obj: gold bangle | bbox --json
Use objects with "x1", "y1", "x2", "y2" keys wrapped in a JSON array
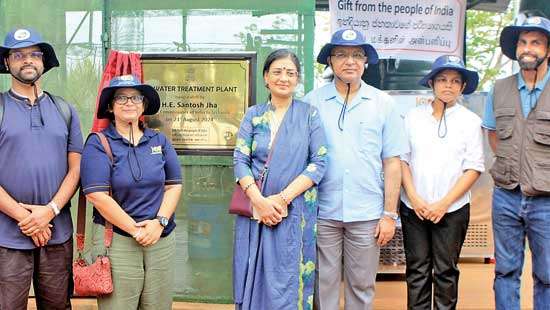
[{"x1": 279, "y1": 191, "x2": 291, "y2": 205}]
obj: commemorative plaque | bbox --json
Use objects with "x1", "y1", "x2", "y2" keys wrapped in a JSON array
[{"x1": 141, "y1": 53, "x2": 256, "y2": 154}]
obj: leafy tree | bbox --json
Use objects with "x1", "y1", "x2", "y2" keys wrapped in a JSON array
[{"x1": 466, "y1": 0, "x2": 517, "y2": 90}]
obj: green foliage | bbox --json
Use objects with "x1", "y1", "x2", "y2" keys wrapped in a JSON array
[
  {"x1": 64, "y1": 58, "x2": 101, "y2": 134},
  {"x1": 466, "y1": 0, "x2": 517, "y2": 90}
]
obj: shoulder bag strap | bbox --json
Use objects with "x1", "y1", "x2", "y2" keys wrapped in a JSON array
[
  {"x1": 258, "y1": 117, "x2": 283, "y2": 189},
  {"x1": 75, "y1": 132, "x2": 114, "y2": 253},
  {"x1": 96, "y1": 132, "x2": 114, "y2": 248},
  {"x1": 0, "y1": 93, "x2": 4, "y2": 129},
  {"x1": 43, "y1": 91, "x2": 72, "y2": 131}
]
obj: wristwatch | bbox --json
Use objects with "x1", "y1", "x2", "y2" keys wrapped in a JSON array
[
  {"x1": 383, "y1": 211, "x2": 399, "y2": 221},
  {"x1": 156, "y1": 216, "x2": 169, "y2": 228},
  {"x1": 47, "y1": 201, "x2": 60, "y2": 216}
]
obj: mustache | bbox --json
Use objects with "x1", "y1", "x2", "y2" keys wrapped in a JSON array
[
  {"x1": 519, "y1": 52, "x2": 538, "y2": 59},
  {"x1": 19, "y1": 65, "x2": 37, "y2": 71}
]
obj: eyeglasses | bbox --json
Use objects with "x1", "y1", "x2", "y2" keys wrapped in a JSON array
[
  {"x1": 9, "y1": 51, "x2": 43, "y2": 61},
  {"x1": 113, "y1": 95, "x2": 144, "y2": 105},
  {"x1": 269, "y1": 68, "x2": 298, "y2": 78},
  {"x1": 330, "y1": 52, "x2": 367, "y2": 62},
  {"x1": 434, "y1": 76, "x2": 463, "y2": 86}
]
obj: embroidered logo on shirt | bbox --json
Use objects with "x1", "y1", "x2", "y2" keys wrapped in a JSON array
[{"x1": 151, "y1": 145, "x2": 162, "y2": 155}]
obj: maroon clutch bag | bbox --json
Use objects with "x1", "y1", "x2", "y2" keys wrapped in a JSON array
[
  {"x1": 231, "y1": 123, "x2": 280, "y2": 218},
  {"x1": 228, "y1": 180, "x2": 261, "y2": 218}
]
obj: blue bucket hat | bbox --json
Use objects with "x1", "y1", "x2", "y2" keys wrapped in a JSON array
[
  {"x1": 317, "y1": 29, "x2": 379, "y2": 65},
  {"x1": 419, "y1": 55, "x2": 479, "y2": 95},
  {"x1": 97, "y1": 75, "x2": 161, "y2": 119},
  {"x1": 0, "y1": 27, "x2": 59, "y2": 74},
  {"x1": 500, "y1": 15, "x2": 550, "y2": 60}
]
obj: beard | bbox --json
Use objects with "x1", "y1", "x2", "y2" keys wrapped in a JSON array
[
  {"x1": 518, "y1": 53, "x2": 546, "y2": 70},
  {"x1": 13, "y1": 65, "x2": 42, "y2": 83}
]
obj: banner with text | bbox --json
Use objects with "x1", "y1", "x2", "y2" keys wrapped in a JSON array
[{"x1": 329, "y1": 0, "x2": 466, "y2": 61}]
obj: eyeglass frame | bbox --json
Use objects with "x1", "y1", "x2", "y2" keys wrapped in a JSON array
[
  {"x1": 113, "y1": 95, "x2": 145, "y2": 105},
  {"x1": 268, "y1": 67, "x2": 299, "y2": 78},
  {"x1": 330, "y1": 52, "x2": 367, "y2": 62},
  {"x1": 8, "y1": 51, "x2": 44, "y2": 61}
]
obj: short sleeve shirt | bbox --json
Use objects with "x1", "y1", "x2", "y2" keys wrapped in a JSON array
[
  {"x1": 400, "y1": 103, "x2": 485, "y2": 213},
  {"x1": 0, "y1": 90, "x2": 83, "y2": 249},
  {"x1": 81, "y1": 124, "x2": 182, "y2": 237},
  {"x1": 482, "y1": 70, "x2": 550, "y2": 130}
]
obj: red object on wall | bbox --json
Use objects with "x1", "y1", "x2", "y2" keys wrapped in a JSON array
[{"x1": 91, "y1": 50, "x2": 142, "y2": 133}]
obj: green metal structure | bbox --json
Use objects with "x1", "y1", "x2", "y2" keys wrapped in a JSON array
[
  {"x1": 0, "y1": 0, "x2": 315, "y2": 303},
  {"x1": 1, "y1": 0, "x2": 542, "y2": 303}
]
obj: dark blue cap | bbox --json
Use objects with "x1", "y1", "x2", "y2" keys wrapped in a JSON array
[
  {"x1": 419, "y1": 55, "x2": 479, "y2": 95},
  {"x1": 0, "y1": 28, "x2": 59, "y2": 74},
  {"x1": 317, "y1": 29, "x2": 379, "y2": 65},
  {"x1": 97, "y1": 75, "x2": 161, "y2": 119},
  {"x1": 500, "y1": 15, "x2": 550, "y2": 60}
]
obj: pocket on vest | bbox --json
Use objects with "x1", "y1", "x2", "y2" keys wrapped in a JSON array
[
  {"x1": 533, "y1": 111, "x2": 550, "y2": 146},
  {"x1": 495, "y1": 108, "x2": 515, "y2": 140},
  {"x1": 490, "y1": 156, "x2": 512, "y2": 186},
  {"x1": 533, "y1": 161, "x2": 550, "y2": 192}
]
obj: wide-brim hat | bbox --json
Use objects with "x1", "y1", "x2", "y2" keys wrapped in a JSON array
[
  {"x1": 97, "y1": 75, "x2": 160, "y2": 119},
  {"x1": 419, "y1": 55, "x2": 479, "y2": 95},
  {"x1": 500, "y1": 15, "x2": 550, "y2": 60},
  {"x1": 317, "y1": 29, "x2": 379, "y2": 65},
  {"x1": 0, "y1": 28, "x2": 59, "y2": 74}
]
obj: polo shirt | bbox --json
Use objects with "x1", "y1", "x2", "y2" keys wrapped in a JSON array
[
  {"x1": 400, "y1": 103, "x2": 485, "y2": 213},
  {"x1": 0, "y1": 90, "x2": 83, "y2": 250},
  {"x1": 81, "y1": 124, "x2": 182, "y2": 237},
  {"x1": 303, "y1": 81, "x2": 409, "y2": 222},
  {"x1": 482, "y1": 69, "x2": 550, "y2": 129}
]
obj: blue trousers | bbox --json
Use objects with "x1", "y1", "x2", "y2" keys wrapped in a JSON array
[{"x1": 492, "y1": 187, "x2": 550, "y2": 310}]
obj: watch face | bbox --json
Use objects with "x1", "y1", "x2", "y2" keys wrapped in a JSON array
[{"x1": 158, "y1": 216, "x2": 169, "y2": 227}]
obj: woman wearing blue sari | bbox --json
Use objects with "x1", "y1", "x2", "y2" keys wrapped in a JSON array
[{"x1": 233, "y1": 49, "x2": 328, "y2": 310}]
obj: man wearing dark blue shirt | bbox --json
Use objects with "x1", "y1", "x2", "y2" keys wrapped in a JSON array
[{"x1": 0, "y1": 27, "x2": 83, "y2": 309}]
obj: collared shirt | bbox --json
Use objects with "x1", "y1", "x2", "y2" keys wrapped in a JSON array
[
  {"x1": 303, "y1": 81, "x2": 408, "y2": 222},
  {"x1": 482, "y1": 69, "x2": 550, "y2": 129},
  {"x1": 81, "y1": 124, "x2": 182, "y2": 237},
  {"x1": 401, "y1": 103, "x2": 485, "y2": 213},
  {"x1": 0, "y1": 90, "x2": 83, "y2": 250}
]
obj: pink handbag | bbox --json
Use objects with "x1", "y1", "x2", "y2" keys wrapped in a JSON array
[{"x1": 72, "y1": 132, "x2": 114, "y2": 296}]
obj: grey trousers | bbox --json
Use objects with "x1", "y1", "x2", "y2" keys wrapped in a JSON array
[
  {"x1": 91, "y1": 223, "x2": 176, "y2": 310},
  {"x1": 315, "y1": 219, "x2": 380, "y2": 310}
]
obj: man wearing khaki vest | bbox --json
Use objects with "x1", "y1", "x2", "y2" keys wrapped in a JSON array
[{"x1": 482, "y1": 14, "x2": 550, "y2": 310}]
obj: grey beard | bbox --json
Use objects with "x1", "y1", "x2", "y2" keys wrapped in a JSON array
[{"x1": 518, "y1": 55, "x2": 546, "y2": 70}]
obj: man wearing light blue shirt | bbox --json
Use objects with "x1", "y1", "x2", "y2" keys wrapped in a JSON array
[
  {"x1": 303, "y1": 29, "x2": 408, "y2": 310},
  {"x1": 482, "y1": 14, "x2": 550, "y2": 310},
  {"x1": 482, "y1": 63, "x2": 550, "y2": 131}
]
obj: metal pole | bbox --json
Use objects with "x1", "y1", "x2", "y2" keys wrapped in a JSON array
[
  {"x1": 303, "y1": 12, "x2": 315, "y2": 93},
  {"x1": 102, "y1": 0, "x2": 111, "y2": 67}
]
